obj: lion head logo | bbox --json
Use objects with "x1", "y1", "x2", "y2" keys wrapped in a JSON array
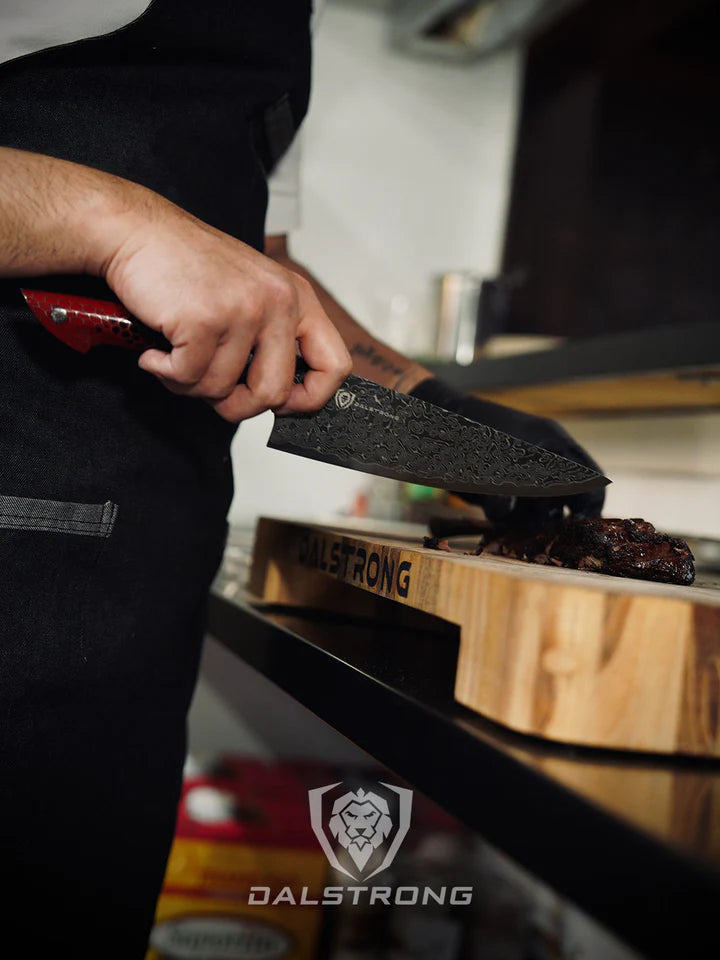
[
  {"x1": 334, "y1": 389, "x2": 355, "y2": 411},
  {"x1": 328, "y1": 788, "x2": 393, "y2": 872},
  {"x1": 308, "y1": 781, "x2": 413, "y2": 880}
]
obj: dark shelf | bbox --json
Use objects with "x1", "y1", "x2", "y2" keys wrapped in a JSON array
[
  {"x1": 428, "y1": 321, "x2": 720, "y2": 392},
  {"x1": 208, "y1": 592, "x2": 720, "y2": 960}
]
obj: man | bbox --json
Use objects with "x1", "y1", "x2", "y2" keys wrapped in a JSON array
[{"x1": 0, "y1": 1, "x2": 602, "y2": 955}]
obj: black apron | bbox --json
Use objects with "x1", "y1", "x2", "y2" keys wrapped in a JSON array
[{"x1": 0, "y1": 2, "x2": 310, "y2": 955}]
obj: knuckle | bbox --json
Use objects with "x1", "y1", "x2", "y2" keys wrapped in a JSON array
[
  {"x1": 242, "y1": 305, "x2": 264, "y2": 330},
  {"x1": 211, "y1": 394, "x2": 247, "y2": 424},
  {"x1": 267, "y1": 275, "x2": 298, "y2": 313},
  {"x1": 271, "y1": 384, "x2": 293, "y2": 409},
  {"x1": 222, "y1": 409, "x2": 245, "y2": 424},
  {"x1": 201, "y1": 384, "x2": 234, "y2": 402},
  {"x1": 215, "y1": 406, "x2": 243, "y2": 424},
  {"x1": 232, "y1": 281, "x2": 264, "y2": 320},
  {"x1": 187, "y1": 311, "x2": 223, "y2": 339},
  {"x1": 291, "y1": 272, "x2": 313, "y2": 296},
  {"x1": 249, "y1": 385, "x2": 273, "y2": 409},
  {"x1": 170, "y1": 370, "x2": 204, "y2": 388},
  {"x1": 254, "y1": 385, "x2": 288, "y2": 410}
]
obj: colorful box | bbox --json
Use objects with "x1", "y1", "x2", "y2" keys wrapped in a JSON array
[{"x1": 146, "y1": 758, "x2": 333, "y2": 960}]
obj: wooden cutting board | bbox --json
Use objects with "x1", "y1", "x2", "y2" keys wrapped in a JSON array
[{"x1": 249, "y1": 517, "x2": 720, "y2": 757}]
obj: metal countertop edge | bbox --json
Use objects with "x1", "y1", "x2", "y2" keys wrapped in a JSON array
[{"x1": 207, "y1": 593, "x2": 720, "y2": 960}]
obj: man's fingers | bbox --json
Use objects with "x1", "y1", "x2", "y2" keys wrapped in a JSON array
[
  {"x1": 183, "y1": 336, "x2": 255, "y2": 401},
  {"x1": 133, "y1": 267, "x2": 350, "y2": 421},
  {"x1": 274, "y1": 279, "x2": 351, "y2": 415},
  {"x1": 138, "y1": 334, "x2": 216, "y2": 389},
  {"x1": 137, "y1": 348, "x2": 173, "y2": 380},
  {"x1": 210, "y1": 329, "x2": 297, "y2": 422}
]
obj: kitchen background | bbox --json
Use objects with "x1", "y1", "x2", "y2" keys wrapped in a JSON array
[
  {"x1": 191, "y1": 0, "x2": 719, "y2": 758},
  {"x1": 226, "y1": 0, "x2": 720, "y2": 538},
  {"x1": 179, "y1": 2, "x2": 717, "y2": 957}
]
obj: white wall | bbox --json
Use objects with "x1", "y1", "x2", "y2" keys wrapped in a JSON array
[
  {"x1": 564, "y1": 413, "x2": 720, "y2": 539},
  {"x1": 228, "y1": 2, "x2": 521, "y2": 527},
  {"x1": 290, "y1": 4, "x2": 520, "y2": 353}
]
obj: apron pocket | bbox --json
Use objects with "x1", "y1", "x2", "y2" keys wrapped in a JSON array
[
  {"x1": 0, "y1": 495, "x2": 119, "y2": 699},
  {"x1": 0, "y1": 495, "x2": 117, "y2": 537}
]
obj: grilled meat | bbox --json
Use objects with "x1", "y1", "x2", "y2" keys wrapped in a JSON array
[{"x1": 427, "y1": 517, "x2": 695, "y2": 585}]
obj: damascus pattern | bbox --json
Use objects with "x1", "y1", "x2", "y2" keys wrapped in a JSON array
[{"x1": 268, "y1": 375, "x2": 609, "y2": 497}]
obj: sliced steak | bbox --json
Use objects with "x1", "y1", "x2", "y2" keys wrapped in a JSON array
[{"x1": 427, "y1": 517, "x2": 695, "y2": 585}]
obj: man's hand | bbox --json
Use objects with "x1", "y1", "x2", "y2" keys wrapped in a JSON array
[
  {"x1": 0, "y1": 148, "x2": 351, "y2": 421},
  {"x1": 104, "y1": 209, "x2": 351, "y2": 422}
]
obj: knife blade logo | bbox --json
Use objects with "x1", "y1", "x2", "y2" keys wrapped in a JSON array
[{"x1": 335, "y1": 389, "x2": 356, "y2": 411}]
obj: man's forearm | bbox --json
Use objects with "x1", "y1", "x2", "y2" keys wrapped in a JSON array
[
  {"x1": 0, "y1": 147, "x2": 146, "y2": 278},
  {"x1": 265, "y1": 234, "x2": 432, "y2": 393},
  {"x1": 0, "y1": 153, "x2": 351, "y2": 421}
]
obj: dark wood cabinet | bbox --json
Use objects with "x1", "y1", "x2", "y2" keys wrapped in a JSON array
[{"x1": 501, "y1": 0, "x2": 720, "y2": 337}]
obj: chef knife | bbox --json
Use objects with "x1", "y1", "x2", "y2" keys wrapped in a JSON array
[{"x1": 21, "y1": 289, "x2": 610, "y2": 498}]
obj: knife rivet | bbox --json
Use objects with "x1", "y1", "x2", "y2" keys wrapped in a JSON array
[{"x1": 50, "y1": 307, "x2": 68, "y2": 325}]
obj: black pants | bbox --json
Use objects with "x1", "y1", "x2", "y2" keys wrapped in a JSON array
[{"x1": 0, "y1": 282, "x2": 235, "y2": 955}]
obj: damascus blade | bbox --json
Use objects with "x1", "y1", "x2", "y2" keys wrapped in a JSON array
[{"x1": 267, "y1": 374, "x2": 610, "y2": 497}]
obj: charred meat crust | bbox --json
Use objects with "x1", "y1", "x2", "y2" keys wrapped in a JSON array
[
  {"x1": 426, "y1": 517, "x2": 695, "y2": 585},
  {"x1": 423, "y1": 535, "x2": 451, "y2": 552}
]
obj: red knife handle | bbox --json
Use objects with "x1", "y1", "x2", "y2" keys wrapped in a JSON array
[
  {"x1": 21, "y1": 289, "x2": 309, "y2": 385},
  {"x1": 21, "y1": 289, "x2": 170, "y2": 354}
]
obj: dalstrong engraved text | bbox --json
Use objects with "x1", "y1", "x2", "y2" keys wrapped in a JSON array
[
  {"x1": 297, "y1": 533, "x2": 412, "y2": 598},
  {"x1": 332, "y1": 387, "x2": 400, "y2": 422}
]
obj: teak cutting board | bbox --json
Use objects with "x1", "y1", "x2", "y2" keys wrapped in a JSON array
[{"x1": 249, "y1": 517, "x2": 720, "y2": 757}]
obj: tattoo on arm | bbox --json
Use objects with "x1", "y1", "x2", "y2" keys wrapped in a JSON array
[{"x1": 349, "y1": 343, "x2": 405, "y2": 377}]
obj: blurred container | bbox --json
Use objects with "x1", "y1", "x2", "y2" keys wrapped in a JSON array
[
  {"x1": 146, "y1": 757, "x2": 333, "y2": 960},
  {"x1": 434, "y1": 270, "x2": 528, "y2": 364},
  {"x1": 434, "y1": 272, "x2": 484, "y2": 366}
]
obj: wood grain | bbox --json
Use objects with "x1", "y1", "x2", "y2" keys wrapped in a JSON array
[
  {"x1": 473, "y1": 368, "x2": 720, "y2": 417},
  {"x1": 251, "y1": 517, "x2": 720, "y2": 757}
]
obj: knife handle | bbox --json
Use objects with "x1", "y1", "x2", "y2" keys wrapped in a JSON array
[
  {"x1": 22, "y1": 289, "x2": 309, "y2": 383},
  {"x1": 21, "y1": 289, "x2": 169, "y2": 354}
]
